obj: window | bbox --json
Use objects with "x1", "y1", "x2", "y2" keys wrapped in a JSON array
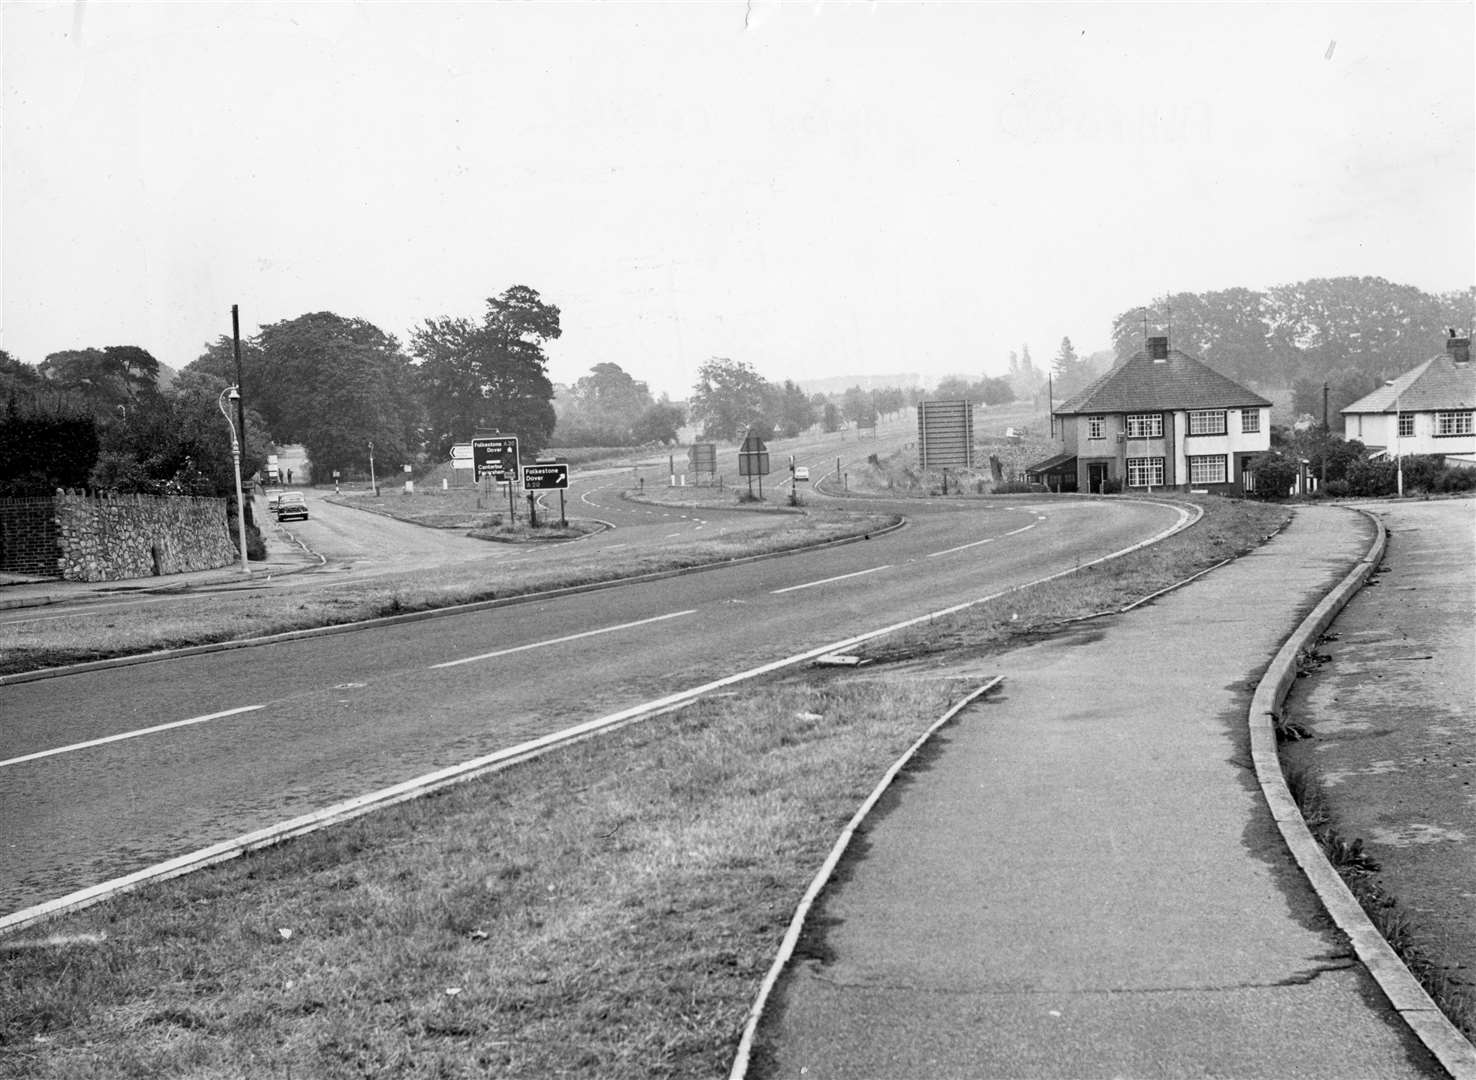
[
  {"x1": 1398, "y1": 412, "x2": 1415, "y2": 438},
  {"x1": 1189, "y1": 455, "x2": 1227, "y2": 484},
  {"x1": 1087, "y1": 415, "x2": 1106, "y2": 439},
  {"x1": 1125, "y1": 414, "x2": 1162, "y2": 439},
  {"x1": 1241, "y1": 408, "x2": 1260, "y2": 434},
  {"x1": 1126, "y1": 457, "x2": 1164, "y2": 488},
  {"x1": 1436, "y1": 411, "x2": 1473, "y2": 436},
  {"x1": 1188, "y1": 410, "x2": 1227, "y2": 436}
]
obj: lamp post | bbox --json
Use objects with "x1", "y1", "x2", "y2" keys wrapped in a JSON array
[
  {"x1": 368, "y1": 440, "x2": 377, "y2": 495},
  {"x1": 218, "y1": 385, "x2": 251, "y2": 574},
  {"x1": 1385, "y1": 379, "x2": 1404, "y2": 498}
]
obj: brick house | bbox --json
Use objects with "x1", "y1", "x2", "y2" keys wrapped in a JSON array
[
  {"x1": 1029, "y1": 336, "x2": 1271, "y2": 494},
  {"x1": 1340, "y1": 334, "x2": 1475, "y2": 467}
]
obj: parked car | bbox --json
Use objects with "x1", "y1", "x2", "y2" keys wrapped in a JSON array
[
  {"x1": 275, "y1": 493, "x2": 309, "y2": 521},
  {"x1": 266, "y1": 493, "x2": 283, "y2": 513},
  {"x1": 793, "y1": 466, "x2": 811, "y2": 482}
]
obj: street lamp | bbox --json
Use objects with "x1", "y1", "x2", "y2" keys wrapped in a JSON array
[
  {"x1": 218, "y1": 385, "x2": 251, "y2": 573},
  {"x1": 1384, "y1": 379, "x2": 1404, "y2": 498}
]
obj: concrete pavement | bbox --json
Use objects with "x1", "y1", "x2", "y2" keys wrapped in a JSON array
[{"x1": 753, "y1": 504, "x2": 1457, "y2": 1079}]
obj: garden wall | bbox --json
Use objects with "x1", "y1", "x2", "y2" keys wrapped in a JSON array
[{"x1": 0, "y1": 492, "x2": 238, "y2": 581}]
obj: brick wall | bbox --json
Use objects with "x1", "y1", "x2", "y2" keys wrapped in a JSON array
[{"x1": 0, "y1": 497, "x2": 62, "y2": 577}]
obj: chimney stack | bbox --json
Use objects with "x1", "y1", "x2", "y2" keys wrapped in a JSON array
[
  {"x1": 1446, "y1": 330, "x2": 1471, "y2": 364},
  {"x1": 1147, "y1": 336, "x2": 1169, "y2": 362}
]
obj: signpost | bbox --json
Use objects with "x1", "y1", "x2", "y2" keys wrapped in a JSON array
[
  {"x1": 522, "y1": 461, "x2": 569, "y2": 527},
  {"x1": 688, "y1": 442, "x2": 717, "y2": 485},
  {"x1": 737, "y1": 430, "x2": 770, "y2": 498},
  {"x1": 472, "y1": 435, "x2": 519, "y2": 521}
]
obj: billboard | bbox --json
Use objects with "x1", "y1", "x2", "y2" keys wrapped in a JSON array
[{"x1": 917, "y1": 400, "x2": 975, "y2": 468}]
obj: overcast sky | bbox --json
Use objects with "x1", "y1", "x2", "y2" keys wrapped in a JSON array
[{"x1": 4, "y1": 1, "x2": 1472, "y2": 398}]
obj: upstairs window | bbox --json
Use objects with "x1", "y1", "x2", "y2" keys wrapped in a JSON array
[
  {"x1": 1241, "y1": 408, "x2": 1261, "y2": 434},
  {"x1": 1436, "y1": 411, "x2": 1472, "y2": 436},
  {"x1": 1125, "y1": 413, "x2": 1162, "y2": 439},
  {"x1": 1188, "y1": 410, "x2": 1227, "y2": 436},
  {"x1": 1087, "y1": 415, "x2": 1106, "y2": 439}
]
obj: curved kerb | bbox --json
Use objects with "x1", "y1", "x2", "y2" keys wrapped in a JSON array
[
  {"x1": 727, "y1": 677, "x2": 1005, "y2": 1080},
  {"x1": 1248, "y1": 506, "x2": 1476, "y2": 1079}
]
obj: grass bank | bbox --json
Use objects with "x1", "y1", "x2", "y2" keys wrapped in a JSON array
[
  {"x1": 0, "y1": 510, "x2": 896, "y2": 678},
  {"x1": 0, "y1": 496, "x2": 1291, "y2": 1078}
]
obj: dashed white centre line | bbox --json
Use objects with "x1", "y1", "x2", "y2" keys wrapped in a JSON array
[
  {"x1": 771, "y1": 565, "x2": 892, "y2": 594},
  {"x1": 928, "y1": 520, "x2": 1038, "y2": 558},
  {"x1": 430, "y1": 610, "x2": 697, "y2": 669},
  {"x1": 0, "y1": 705, "x2": 267, "y2": 769}
]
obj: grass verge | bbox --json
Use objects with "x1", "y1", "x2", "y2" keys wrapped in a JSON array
[
  {"x1": 0, "y1": 495, "x2": 1294, "y2": 1078},
  {"x1": 0, "y1": 510, "x2": 895, "y2": 678}
]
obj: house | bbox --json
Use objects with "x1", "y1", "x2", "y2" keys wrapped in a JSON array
[
  {"x1": 1028, "y1": 336, "x2": 1271, "y2": 494},
  {"x1": 1340, "y1": 334, "x2": 1475, "y2": 467}
]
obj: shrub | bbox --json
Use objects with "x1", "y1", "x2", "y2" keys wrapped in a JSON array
[{"x1": 1440, "y1": 466, "x2": 1476, "y2": 493}]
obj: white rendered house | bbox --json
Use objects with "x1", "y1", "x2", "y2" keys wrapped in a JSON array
[{"x1": 1342, "y1": 335, "x2": 1475, "y2": 468}]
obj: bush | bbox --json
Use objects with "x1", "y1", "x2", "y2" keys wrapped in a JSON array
[
  {"x1": 1250, "y1": 455, "x2": 1300, "y2": 499},
  {"x1": 1440, "y1": 466, "x2": 1476, "y2": 493}
]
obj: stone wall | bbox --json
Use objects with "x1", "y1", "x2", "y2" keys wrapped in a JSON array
[
  {"x1": 48, "y1": 492, "x2": 240, "y2": 582},
  {"x1": 0, "y1": 497, "x2": 62, "y2": 577}
]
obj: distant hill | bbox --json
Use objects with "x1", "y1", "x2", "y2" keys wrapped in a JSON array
[{"x1": 797, "y1": 373, "x2": 923, "y2": 395}]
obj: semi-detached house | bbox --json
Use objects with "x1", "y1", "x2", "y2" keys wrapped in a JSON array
[
  {"x1": 1340, "y1": 334, "x2": 1475, "y2": 467},
  {"x1": 1030, "y1": 336, "x2": 1271, "y2": 495}
]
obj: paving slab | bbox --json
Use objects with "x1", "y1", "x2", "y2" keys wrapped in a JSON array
[{"x1": 755, "y1": 505, "x2": 1445, "y2": 1079}]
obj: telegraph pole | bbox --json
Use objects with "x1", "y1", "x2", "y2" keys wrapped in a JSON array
[{"x1": 232, "y1": 305, "x2": 252, "y2": 524}]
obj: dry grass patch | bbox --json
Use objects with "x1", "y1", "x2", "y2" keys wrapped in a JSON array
[{"x1": 0, "y1": 678, "x2": 964, "y2": 1079}]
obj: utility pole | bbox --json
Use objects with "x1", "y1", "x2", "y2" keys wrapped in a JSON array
[
  {"x1": 232, "y1": 305, "x2": 251, "y2": 523},
  {"x1": 1321, "y1": 382, "x2": 1329, "y2": 489}
]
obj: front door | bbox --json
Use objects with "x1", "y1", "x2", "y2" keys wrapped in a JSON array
[{"x1": 1088, "y1": 462, "x2": 1107, "y2": 494}]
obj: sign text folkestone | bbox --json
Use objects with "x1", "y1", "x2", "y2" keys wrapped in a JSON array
[
  {"x1": 521, "y1": 462, "x2": 569, "y2": 490},
  {"x1": 471, "y1": 436, "x2": 519, "y2": 483}
]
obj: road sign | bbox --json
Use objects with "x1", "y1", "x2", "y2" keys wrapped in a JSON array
[
  {"x1": 688, "y1": 443, "x2": 717, "y2": 473},
  {"x1": 450, "y1": 443, "x2": 473, "y2": 460},
  {"x1": 917, "y1": 400, "x2": 975, "y2": 469},
  {"x1": 522, "y1": 462, "x2": 569, "y2": 490},
  {"x1": 737, "y1": 431, "x2": 770, "y2": 477},
  {"x1": 471, "y1": 436, "x2": 519, "y2": 482}
]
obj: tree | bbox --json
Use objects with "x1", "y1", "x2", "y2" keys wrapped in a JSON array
[
  {"x1": 245, "y1": 312, "x2": 423, "y2": 478},
  {"x1": 1052, "y1": 337, "x2": 1087, "y2": 397},
  {"x1": 413, "y1": 285, "x2": 561, "y2": 456},
  {"x1": 554, "y1": 362, "x2": 654, "y2": 445},
  {"x1": 821, "y1": 401, "x2": 842, "y2": 433},
  {"x1": 0, "y1": 350, "x2": 44, "y2": 404},
  {"x1": 631, "y1": 401, "x2": 685, "y2": 445},
  {"x1": 37, "y1": 345, "x2": 166, "y2": 417},
  {"x1": 978, "y1": 375, "x2": 1015, "y2": 405},
  {"x1": 774, "y1": 380, "x2": 816, "y2": 438},
  {"x1": 689, "y1": 357, "x2": 770, "y2": 441}
]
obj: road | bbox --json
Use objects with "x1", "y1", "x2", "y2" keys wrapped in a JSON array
[{"x1": 0, "y1": 494, "x2": 1180, "y2": 916}]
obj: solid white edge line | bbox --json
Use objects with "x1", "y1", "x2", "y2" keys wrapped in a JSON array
[
  {"x1": 429, "y1": 610, "x2": 697, "y2": 669},
  {"x1": 770, "y1": 565, "x2": 892, "y2": 595},
  {"x1": 0, "y1": 499, "x2": 1195, "y2": 938},
  {"x1": 728, "y1": 677, "x2": 1005, "y2": 1080},
  {"x1": 0, "y1": 706, "x2": 266, "y2": 769}
]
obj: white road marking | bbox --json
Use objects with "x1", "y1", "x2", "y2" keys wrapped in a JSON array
[
  {"x1": 429, "y1": 609, "x2": 698, "y2": 669},
  {"x1": 0, "y1": 705, "x2": 266, "y2": 769},
  {"x1": 770, "y1": 565, "x2": 893, "y2": 594},
  {"x1": 927, "y1": 520, "x2": 1038, "y2": 558}
]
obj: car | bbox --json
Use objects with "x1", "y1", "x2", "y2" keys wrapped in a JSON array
[
  {"x1": 275, "y1": 493, "x2": 309, "y2": 521},
  {"x1": 266, "y1": 492, "x2": 283, "y2": 513},
  {"x1": 793, "y1": 466, "x2": 811, "y2": 482}
]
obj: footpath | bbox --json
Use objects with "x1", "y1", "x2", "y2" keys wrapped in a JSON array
[{"x1": 754, "y1": 505, "x2": 1459, "y2": 1079}]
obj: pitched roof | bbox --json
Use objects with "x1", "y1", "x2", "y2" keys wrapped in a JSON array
[
  {"x1": 1055, "y1": 348, "x2": 1269, "y2": 415},
  {"x1": 1341, "y1": 352, "x2": 1476, "y2": 414}
]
